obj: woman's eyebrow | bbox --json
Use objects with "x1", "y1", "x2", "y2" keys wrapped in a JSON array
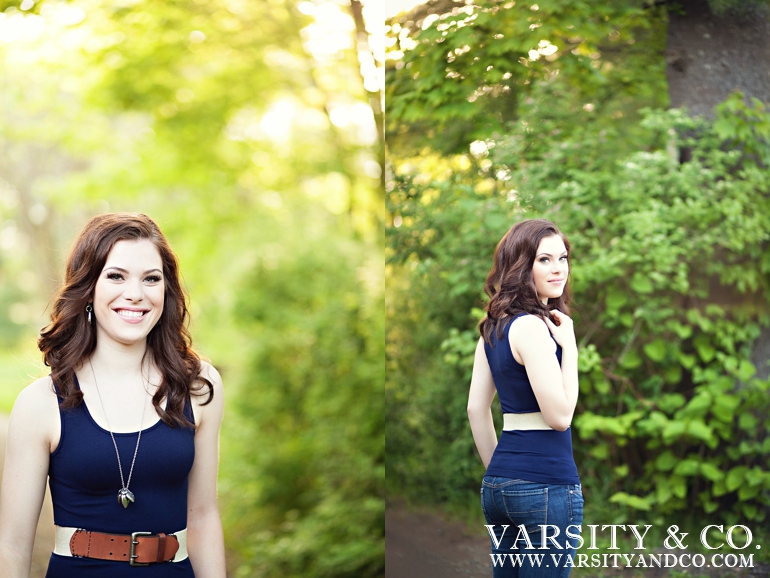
[
  {"x1": 536, "y1": 251, "x2": 569, "y2": 258},
  {"x1": 102, "y1": 266, "x2": 163, "y2": 275}
]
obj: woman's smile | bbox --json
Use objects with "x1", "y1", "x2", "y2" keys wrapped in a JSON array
[{"x1": 113, "y1": 307, "x2": 150, "y2": 322}]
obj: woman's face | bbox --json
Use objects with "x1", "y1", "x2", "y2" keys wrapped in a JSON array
[
  {"x1": 531, "y1": 234, "x2": 569, "y2": 305},
  {"x1": 91, "y1": 239, "x2": 165, "y2": 348}
]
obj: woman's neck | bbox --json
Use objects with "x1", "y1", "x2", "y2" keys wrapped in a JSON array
[{"x1": 88, "y1": 340, "x2": 150, "y2": 376}]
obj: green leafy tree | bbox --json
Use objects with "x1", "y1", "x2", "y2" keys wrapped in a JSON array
[
  {"x1": 387, "y1": 0, "x2": 666, "y2": 155},
  {"x1": 386, "y1": 0, "x2": 770, "y2": 552},
  {"x1": 0, "y1": 0, "x2": 384, "y2": 575},
  {"x1": 226, "y1": 227, "x2": 384, "y2": 578}
]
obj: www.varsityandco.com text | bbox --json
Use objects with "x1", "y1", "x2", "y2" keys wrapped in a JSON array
[{"x1": 484, "y1": 524, "x2": 761, "y2": 570}]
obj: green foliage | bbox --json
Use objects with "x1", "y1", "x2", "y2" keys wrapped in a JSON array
[
  {"x1": 225, "y1": 228, "x2": 384, "y2": 578},
  {"x1": 387, "y1": 0, "x2": 770, "y2": 543},
  {"x1": 387, "y1": 88, "x2": 770, "y2": 547},
  {"x1": 386, "y1": 0, "x2": 667, "y2": 154},
  {"x1": 386, "y1": 167, "x2": 510, "y2": 501},
  {"x1": 387, "y1": 0, "x2": 770, "y2": 562},
  {"x1": 0, "y1": 0, "x2": 383, "y2": 575}
]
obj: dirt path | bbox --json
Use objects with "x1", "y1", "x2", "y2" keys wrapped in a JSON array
[
  {"x1": 0, "y1": 413, "x2": 54, "y2": 578},
  {"x1": 386, "y1": 499, "x2": 490, "y2": 578}
]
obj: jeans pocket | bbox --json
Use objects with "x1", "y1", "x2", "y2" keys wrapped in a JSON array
[{"x1": 501, "y1": 486, "x2": 548, "y2": 531}]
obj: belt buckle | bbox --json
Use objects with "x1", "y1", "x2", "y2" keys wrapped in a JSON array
[{"x1": 130, "y1": 531, "x2": 153, "y2": 567}]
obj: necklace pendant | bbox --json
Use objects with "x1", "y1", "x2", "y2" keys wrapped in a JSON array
[{"x1": 118, "y1": 488, "x2": 135, "y2": 508}]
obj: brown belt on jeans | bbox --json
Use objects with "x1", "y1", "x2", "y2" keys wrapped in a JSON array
[{"x1": 58, "y1": 527, "x2": 182, "y2": 566}]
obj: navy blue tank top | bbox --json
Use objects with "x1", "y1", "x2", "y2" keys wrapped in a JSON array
[
  {"x1": 484, "y1": 313, "x2": 579, "y2": 485},
  {"x1": 46, "y1": 377, "x2": 196, "y2": 577}
]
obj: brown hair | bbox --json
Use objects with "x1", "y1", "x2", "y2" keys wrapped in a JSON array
[
  {"x1": 38, "y1": 213, "x2": 212, "y2": 427},
  {"x1": 479, "y1": 218, "x2": 572, "y2": 345}
]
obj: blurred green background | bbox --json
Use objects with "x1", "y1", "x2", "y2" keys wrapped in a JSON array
[
  {"x1": 386, "y1": 0, "x2": 770, "y2": 569},
  {"x1": 0, "y1": 0, "x2": 383, "y2": 576}
]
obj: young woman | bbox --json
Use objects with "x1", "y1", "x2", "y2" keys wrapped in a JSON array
[
  {"x1": 0, "y1": 213, "x2": 226, "y2": 577},
  {"x1": 467, "y1": 219, "x2": 582, "y2": 578}
]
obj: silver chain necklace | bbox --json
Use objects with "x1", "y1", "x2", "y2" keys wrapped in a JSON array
[{"x1": 88, "y1": 360, "x2": 148, "y2": 509}]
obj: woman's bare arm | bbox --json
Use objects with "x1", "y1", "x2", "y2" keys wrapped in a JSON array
[
  {"x1": 186, "y1": 362, "x2": 226, "y2": 578},
  {"x1": 467, "y1": 338, "x2": 498, "y2": 468},
  {"x1": 510, "y1": 312, "x2": 578, "y2": 431},
  {"x1": 0, "y1": 378, "x2": 58, "y2": 578}
]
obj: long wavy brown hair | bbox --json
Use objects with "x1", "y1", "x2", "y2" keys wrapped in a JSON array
[
  {"x1": 38, "y1": 213, "x2": 212, "y2": 427},
  {"x1": 479, "y1": 219, "x2": 572, "y2": 345}
]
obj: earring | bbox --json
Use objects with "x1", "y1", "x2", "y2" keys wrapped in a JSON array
[{"x1": 86, "y1": 304, "x2": 93, "y2": 324}]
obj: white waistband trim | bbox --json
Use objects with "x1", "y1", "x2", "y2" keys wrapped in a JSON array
[
  {"x1": 503, "y1": 412, "x2": 553, "y2": 431},
  {"x1": 53, "y1": 525, "x2": 188, "y2": 562}
]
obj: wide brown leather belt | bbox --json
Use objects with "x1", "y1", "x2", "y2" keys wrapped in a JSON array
[{"x1": 55, "y1": 526, "x2": 184, "y2": 566}]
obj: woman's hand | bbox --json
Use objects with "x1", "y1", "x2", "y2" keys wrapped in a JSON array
[{"x1": 544, "y1": 309, "x2": 577, "y2": 351}]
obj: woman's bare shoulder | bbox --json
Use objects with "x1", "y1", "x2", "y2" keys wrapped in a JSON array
[
  {"x1": 193, "y1": 360, "x2": 224, "y2": 407},
  {"x1": 14, "y1": 375, "x2": 57, "y2": 408},
  {"x1": 198, "y1": 361, "x2": 223, "y2": 389},
  {"x1": 509, "y1": 313, "x2": 555, "y2": 355},
  {"x1": 191, "y1": 361, "x2": 224, "y2": 430},
  {"x1": 8, "y1": 375, "x2": 59, "y2": 445},
  {"x1": 510, "y1": 313, "x2": 549, "y2": 334}
]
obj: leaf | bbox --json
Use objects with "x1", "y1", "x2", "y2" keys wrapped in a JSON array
[
  {"x1": 655, "y1": 451, "x2": 677, "y2": 472},
  {"x1": 745, "y1": 467, "x2": 765, "y2": 487},
  {"x1": 704, "y1": 304, "x2": 725, "y2": 317},
  {"x1": 590, "y1": 444, "x2": 609, "y2": 459},
  {"x1": 725, "y1": 466, "x2": 748, "y2": 492},
  {"x1": 738, "y1": 484, "x2": 760, "y2": 501},
  {"x1": 686, "y1": 419, "x2": 715, "y2": 444},
  {"x1": 738, "y1": 412, "x2": 758, "y2": 431},
  {"x1": 610, "y1": 491, "x2": 652, "y2": 511},
  {"x1": 712, "y1": 394, "x2": 739, "y2": 420},
  {"x1": 606, "y1": 286, "x2": 628, "y2": 311},
  {"x1": 667, "y1": 320, "x2": 693, "y2": 340},
  {"x1": 656, "y1": 482, "x2": 672, "y2": 504},
  {"x1": 680, "y1": 392, "x2": 711, "y2": 418},
  {"x1": 713, "y1": 117, "x2": 736, "y2": 139},
  {"x1": 742, "y1": 503, "x2": 758, "y2": 520},
  {"x1": 736, "y1": 359, "x2": 755, "y2": 381},
  {"x1": 699, "y1": 463, "x2": 723, "y2": 482},
  {"x1": 643, "y1": 339, "x2": 666, "y2": 362},
  {"x1": 619, "y1": 349, "x2": 642, "y2": 369},
  {"x1": 595, "y1": 379, "x2": 611, "y2": 394},
  {"x1": 630, "y1": 272, "x2": 653, "y2": 294},
  {"x1": 676, "y1": 351, "x2": 696, "y2": 370},
  {"x1": 693, "y1": 334, "x2": 716, "y2": 363},
  {"x1": 712, "y1": 479, "x2": 728, "y2": 497},
  {"x1": 662, "y1": 421, "x2": 686, "y2": 444},
  {"x1": 657, "y1": 394, "x2": 686, "y2": 412},
  {"x1": 664, "y1": 364, "x2": 682, "y2": 384},
  {"x1": 673, "y1": 459, "x2": 699, "y2": 476},
  {"x1": 670, "y1": 475, "x2": 687, "y2": 499}
]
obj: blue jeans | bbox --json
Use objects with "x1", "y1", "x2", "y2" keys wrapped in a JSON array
[{"x1": 481, "y1": 476, "x2": 583, "y2": 578}]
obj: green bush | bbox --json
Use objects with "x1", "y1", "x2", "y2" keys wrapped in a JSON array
[
  {"x1": 386, "y1": 94, "x2": 770, "y2": 550},
  {"x1": 225, "y1": 231, "x2": 384, "y2": 578}
]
